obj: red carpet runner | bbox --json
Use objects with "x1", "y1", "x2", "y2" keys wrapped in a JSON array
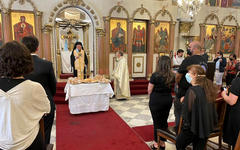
[{"x1": 56, "y1": 104, "x2": 150, "y2": 150}]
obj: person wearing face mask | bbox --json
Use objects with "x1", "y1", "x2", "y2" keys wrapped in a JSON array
[
  {"x1": 176, "y1": 65, "x2": 218, "y2": 150},
  {"x1": 70, "y1": 42, "x2": 88, "y2": 79},
  {"x1": 175, "y1": 41, "x2": 207, "y2": 131},
  {"x1": 214, "y1": 51, "x2": 226, "y2": 91},
  {"x1": 224, "y1": 53, "x2": 237, "y2": 86}
]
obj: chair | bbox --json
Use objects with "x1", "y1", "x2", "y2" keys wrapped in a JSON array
[
  {"x1": 207, "y1": 97, "x2": 227, "y2": 150},
  {"x1": 156, "y1": 97, "x2": 226, "y2": 150},
  {"x1": 156, "y1": 117, "x2": 183, "y2": 150},
  {"x1": 40, "y1": 118, "x2": 54, "y2": 150},
  {"x1": 234, "y1": 131, "x2": 240, "y2": 150}
]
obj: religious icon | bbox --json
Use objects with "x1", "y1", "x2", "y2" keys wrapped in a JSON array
[
  {"x1": 204, "y1": 25, "x2": 217, "y2": 53},
  {"x1": 132, "y1": 21, "x2": 146, "y2": 53},
  {"x1": 206, "y1": 0, "x2": 218, "y2": 6},
  {"x1": 220, "y1": 26, "x2": 236, "y2": 54},
  {"x1": 221, "y1": 0, "x2": 228, "y2": 7},
  {"x1": 232, "y1": 0, "x2": 240, "y2": 7},
  {"x1": 11, "y1": 12, "x2": 35, "y2": 42},
  {"x1": 206, "y1": 0, "x2": 233, "y2": 7},
  {"x1": 110, "y1": 19, "x2": 127, "y2": 52},
  {"x1": 154, "y1": 22, "x2": 169, "y2": 53}
]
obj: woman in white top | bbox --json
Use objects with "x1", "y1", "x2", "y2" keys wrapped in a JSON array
[{"x1": 0, "y1": 41, "x2": 50, "y2": 150}]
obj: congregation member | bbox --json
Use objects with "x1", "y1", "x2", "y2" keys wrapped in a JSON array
[
  {"x1": 221, "y1": 68, "x2": 240, "y2": 149},
  {"x1": 148, "y1": 56, "x2": 175, "y2": 150},
  {"x1": 175, "y1": 41, "x2": 207, "y2": 130},
  {"x1": 173, "y1": 49, "x2": 184, "y2": 70},
  {"x1": 22, "y1": 36, "x2": 56, "y2": 145},
  {"x1": 214, "y1": 51, "x2": 226, "y2": 91},
  {"x1": 176, "y1": 65, "x2": 217, "y2": 150},
  {"x1": 186, "y1": 49, "x2": 192, "y2": 57},
  {"x1": 0, "y1": 41, "x2": 50, "y2": 150},
  {"x1": 225, "y1": 53, "x2": 237, "y2": 86},
  {"x1": 201, "y1": 48, "x2": 209, "y2": 62},
  {"x1": 112, "y1": 51, "x2": 130, "y2": 100},
  {"x1": 70, "y1": 41, "x2": 88, "y2": 79}
]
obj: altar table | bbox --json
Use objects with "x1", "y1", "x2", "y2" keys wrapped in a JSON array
[{"x1": 64, "y1": 82, "x2": 114, "y2": 114}]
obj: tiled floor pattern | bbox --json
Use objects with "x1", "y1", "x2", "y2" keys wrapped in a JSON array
[
  {"x1": 109, "y1": 95, "x2": 175, "y2": 127},
  {"x1": 109, "y1": 95, "x2": 176, "y2": 149},
  {"x1": 50, "y1": 95, "x2": 227, "y2": 150}
]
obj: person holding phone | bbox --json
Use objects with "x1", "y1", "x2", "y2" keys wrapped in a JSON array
[{"x1": 221, "y1": 71, "x2": 240, "y2": 149}]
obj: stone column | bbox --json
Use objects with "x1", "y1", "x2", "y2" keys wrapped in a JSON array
[
  {"x1": 199, "y1": 23, "x2": 206, "y2": 48},
  {"x1": 215, "y1": 25, "x2": 222, "y2": 53},
  {"x1": 83, "y1": 25, "x2": 90, "y2": 76},
  {"x1": 146, "y1": 20, "x2": 155, "y2": 79},
  {"x1": 104, "y1": 17, "x2": 110, "y2": 78},
  {"x1": 42, "y1": 25, "x2": 52, "y2": 61},
  {"x1": 2, "y1": 9, "x2": 12, "y2": 42},
  {"x1": 96, "y1": 28, "x2": 106, "y2": 75},
  {"x1": 169, "y1": 21, "x2": 176, "y2": 52},
  {"x1": 55, "y1": 24, "x2": 61, "y2": 78},
  {"x1": 35, "y1": 11, "x2": 43, "y2": 58},
  {"x1": 235, "y1": 27, "x2": 240, "y2": 57},
  {"x1": 127, "y1": 19, "x2": 133, "y2": 78}
]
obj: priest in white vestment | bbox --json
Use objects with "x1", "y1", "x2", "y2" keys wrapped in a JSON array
[{"x1": 112, "y1": 51, "x2": 131, "y2": 100}]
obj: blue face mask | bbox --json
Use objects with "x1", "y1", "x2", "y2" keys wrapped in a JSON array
[{"x1": 185, "y1": 73, "x2": 192, "y2": 84}]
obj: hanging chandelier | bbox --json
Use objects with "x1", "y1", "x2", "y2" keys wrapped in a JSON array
[{"x1": 177, "y1": 0, "x2": 205, "y2": 18}]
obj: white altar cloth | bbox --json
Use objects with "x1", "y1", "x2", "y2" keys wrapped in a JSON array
[{"x1": 64, "y1": 83, "x2": 114, "y2": 114}]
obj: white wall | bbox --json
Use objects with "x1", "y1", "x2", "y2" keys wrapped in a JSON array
[{"x1": 2, "y1": 0, "x2": 240, "y2": 56}]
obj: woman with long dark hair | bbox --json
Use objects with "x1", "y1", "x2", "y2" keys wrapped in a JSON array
[
  {"x1": 176, "y1": 65, "x2": 217, "y2": 150},
  {"x1": 70, "y1": 41, "x2": 88, "y2": 79},
  {"x1": 148, "y1": 56, "x2": 175, "y2": 149}
]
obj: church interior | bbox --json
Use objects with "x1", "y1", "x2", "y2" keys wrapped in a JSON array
[{"x1": 1, "y1": 0, "x2": 240, "y2": 150}]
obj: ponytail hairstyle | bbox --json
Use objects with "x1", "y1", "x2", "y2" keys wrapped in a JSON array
[{"x1": 187, "y1": 65, "x2": 217, "y2": 102}]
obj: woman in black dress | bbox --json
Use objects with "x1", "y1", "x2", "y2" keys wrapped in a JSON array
[
  {"x1": 176, "y1": 65, "x2": 217, "y2": 150},
  {"x1": 148, "y1": 56, "x2": 175, "y2": 149},
  {"x1": 221, "y1": 72, "x2": 240, "y2": 149}
]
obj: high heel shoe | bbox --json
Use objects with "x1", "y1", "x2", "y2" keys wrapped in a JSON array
[
  {"x1": 150, "y1": 144, "x2": 158, "y2": 150},
  {"x1": 159, "y1": 145, "x2": 165, "y2": 150}
]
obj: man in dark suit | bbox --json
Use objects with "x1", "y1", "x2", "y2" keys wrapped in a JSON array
[{"x1": 22, "y1": 36, "x2": 56, "y2": 145}]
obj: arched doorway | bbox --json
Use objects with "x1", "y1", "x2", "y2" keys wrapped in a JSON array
[{"x1": 53, "y1": 6, "x2": 95, "y2": 78}]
